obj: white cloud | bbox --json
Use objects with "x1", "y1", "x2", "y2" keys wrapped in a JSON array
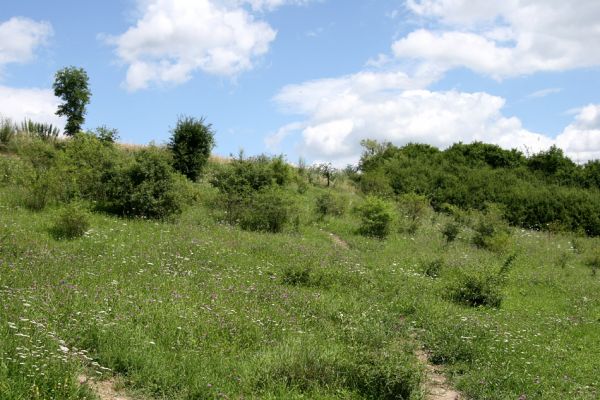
[
  {"x1": 0, "y1": 17, "x2": 52, "y2": 67},
  {"x1": 0, "y1": 86, "x2": 64, "y2": 129},
  {"x1": 527, "y1": 88, "x2": 562, "y2": 99},
  {"x1": 234, "y1": 0, "x2": 313, "y2": 11},
  {"x1": 109, "y1": 0, "x2": 278, "y2": 91},
  {"x1": 272, "y1": 70, "x2": 558, "y2": 166},
  {"x1": 556, "y1": 105, "x2": 600, "y2": 163},
  {"x1": 396, "y1": 0, "x2": 600, "y2": 77}
]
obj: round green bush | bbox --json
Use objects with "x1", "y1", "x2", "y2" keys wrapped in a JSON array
[
  {"x1": 50, "y1": 205, "x2": 90, "y2": 239},
  {"x1": 355, "y1": 196, "x2": 392, "y2": 239}
]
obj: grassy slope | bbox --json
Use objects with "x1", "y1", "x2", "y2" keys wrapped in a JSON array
[{"x1": 1, "y1": 183, "x2": 599, "y2": 399}]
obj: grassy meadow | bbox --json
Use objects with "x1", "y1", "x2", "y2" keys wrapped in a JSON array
[{"x1": 1, "y1": 167, "x2": 599, "y2": 399}]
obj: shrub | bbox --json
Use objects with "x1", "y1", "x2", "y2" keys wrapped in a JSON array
[
  {"x1": 355, "y1": 196, "x2": 392, "y2": 239},
  {"x1": 315, "y1": 192, "x2": 346, "y2": 218},
  {"x1": 423, "y1": 258, "x2": 444, "y2": 278},
  {"x1": 586, "y1": 253, "x2": 600, "y2": 277},
  {"x1": 94, "y1": 125, "x2": 120, "y2": 143},
  {"x1": 447, "y1": 272, "x2": 503, "y2": 308},
  {"x1": 472, "y1": 205, "x2": 512, "y2": 252},
  {"x1": 168, "y1": 116, "x2": 215, "y2": 181},
  {"x1": 50, "y1": 205, "x2": 90, "y2": 239},
  {"x1": 359, "y1": 170, "x2": 393, "y2": 197},
  {"x1": 441, "y1": 221, "x2": 460, "y2": 243},
  {"x1": 100, "y1": 147, "x2": 184, "y2": 219},
  {"x1": 17, "y1": 140, "x2": 69, "y2": 210},
  {"x1": 238, "y1": 188, "x2": 292, "y2": 233},
  {"x1": 282, "y1": 265, "x2": 312, "y2": 286},
  {"x1": 0, "y1": 118, "x2": 16, "y2": 149},
  {"x1": 397, "y1": 192, "x2": 430, "y2": 234},
  {"x1": 63, "y1": 132, "x2": 120, "y2": 200}
]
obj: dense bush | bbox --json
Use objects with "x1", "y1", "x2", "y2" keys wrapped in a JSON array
[
  {"x1": 210, "y1": 155, "x2": 293, "y2": 227},
  {"x1": 422, "y1": 258, "x2": 444, "y2": 278},
  {"x1": 397, "y1": 192, "x2": 430, "y2": 234},
  {"x1": 356, "y1": 139, "x2": 600, "y2": 237},
  {"x1": 238, "y1": 188, "x2": 293, "y2": 233},
  {"x1": 354, "y1": 196, "x2": 392, "y2": 239},
  {"x1": 447, "y1": 272, "x2": 503, "y2": 308},
  {"x1": 315, "y1": 192, "x2": 346, "y2": 218},
  {"x1": 62, "y1": 132, "x2": 120, "y2": 200},
  {"x1": 17, "y1": 140, "x2": 68, "y2": 210},
  {"x1": 472, "y1": 206, "x2": 512, "y2": 252},
  {"x1": 50, "y1": 204, "x2": 90, "y2": 239},
  {"x1": 100, "y1": 147, "x2": 184, "y2": 219},
  {"x1": 168, "y1": 116, "x2": 215, "y2": 181},
  {"x1": 441, "y1": 221, "x2": 460, "y2": 243}
]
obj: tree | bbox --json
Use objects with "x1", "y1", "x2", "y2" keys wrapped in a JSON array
[
  {"x1": 168, "y1": 116, "x2": 215, "y2": 181},
  {"x1": 316, "y1": 162, "x2": 335, "y2": 187},
  {"x1": 53, "y1": 67, "x2": 91, "y2": 136}
]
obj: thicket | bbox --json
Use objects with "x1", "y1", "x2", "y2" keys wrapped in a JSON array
[
  {"x1": 355, "y1": 141, "x2": 600, "y2": 236},
  {"x1": 210, "y1": 154, "x2": 294, "y2": 232},
  {"x1": 0, "y1": 131, "x2": 188, "y2": 220}
]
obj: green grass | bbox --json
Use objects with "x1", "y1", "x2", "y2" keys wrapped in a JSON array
[{"x1": 1, "y1": 182, "x2": 599, "y2": 399}]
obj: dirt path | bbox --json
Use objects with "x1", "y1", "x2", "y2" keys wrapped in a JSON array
[
  {"x1": 78, "y1": 375, "x2": 133, "y2": 400},
  {"x1": 415, "y1": 347, "x2": 462, "y2": 400},
  {"x1": 329, "y1": 232, "x2": 349, "y2": 249}
]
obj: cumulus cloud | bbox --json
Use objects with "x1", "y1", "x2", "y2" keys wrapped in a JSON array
[
  {"x1": 0, "y1": 17, "x2": 53, "y2": 67},
  {"x1": 556, "y1": 105, "x2": 600, "y2": 163},
  {"x1": 396, "y1": 0, "x2": 600, "y2": 77},
  {"x1": 0, "y1": 86, "x2": 64, "y2": 129},
  {"x1": 270, "y1": 70, "x2": 559, "y2": 166},
  {"x1": 109, "y1": 0, "x2": 283, "y2": 91}
]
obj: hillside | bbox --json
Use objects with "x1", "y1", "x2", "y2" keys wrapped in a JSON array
[{"x1": 1, "y1": 134, "x2": 600, "y2": 399}]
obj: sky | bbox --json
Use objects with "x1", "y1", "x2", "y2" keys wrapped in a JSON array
[{"x1": 1, "y1": 0, "x2": 600, "y2": 166}]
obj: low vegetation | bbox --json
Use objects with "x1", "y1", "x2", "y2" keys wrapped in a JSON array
[{"x1": 0, "y1": 123, "x2": 599, "y2": 400}]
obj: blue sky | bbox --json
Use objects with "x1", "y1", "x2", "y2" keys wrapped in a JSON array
[{"x1": 1, "y1": 0, "x2": 599, "y2": 165}]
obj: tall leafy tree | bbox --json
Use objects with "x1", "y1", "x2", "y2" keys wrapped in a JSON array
[
  {"x1": 53, "y1": 67, "x2": 91, "y2": 136},
  {"x1": 168, "y1": 116, "x2": 215, "y2": 181}
]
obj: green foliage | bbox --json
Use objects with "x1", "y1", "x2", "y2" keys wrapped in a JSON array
[
  {"x1": 53, "y1": 66, "x2": 91, "y2": 136},
  {"x1": 168, "y1": 116, "x2": 215, "y2": 181},
  {"x1": 447, "y1": 272, "x2": 503, "y2": 308},
  {"x1": 210, "y1": 155, "x2": 292, "y2": 227},
  {"x1": 62, "y1": 132, "x2": 120, "y2": 200},
  {"x1": 354, "y1": 196, "x2": 392, "y2": 239},
  {"x1": 50, "y1": 204, "x2": 90, "y2": 239},
  {"x1": 314, "y1": 162, "x2": 336, "y2": 187},
  {"x1": 238, "y1": 188, "x2": 293, "y2": 233},
  {"x1": 18, "y1": 119, "x2": 60, "y2": 141},
  {"x1": 441, "y1": 221, "x2": 460, "y2": 243},
  {"x1": 359, "y1": 169, "x2": 393, "y2": 197},
  {"x1": 315, "y1": 191, "x2": 346, "y2": 218},
  {"x1": 100, "y1": 147, "x2": 184, "y2": 219},
  {"x1": 93, "y1": 125, "x2": 120, "y2": 143},
  {"x1": 282, "y1": 265, "x2": 312, "y2": 286},
  {"x1": 356, "y1": 140, "x2": 600, "y2": 237},
  {"x1": 472, "y1": 206, "x2": 512, "y2": 252},
  {"x1": 0, "y1": 117, "x2": 16, "y2": 148},
  {"x1": 17, "y1": 140, "x2": 68, "y2": 210},
  {"x1": 585, "y1": 253, "x2": 600, "y2": 276},
  {"x1": 397, "y1": 192, "x2": 430, "y2": 234},
  {"x1": 422, "y1": 258, "x2": 444, "y2": 278}
]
